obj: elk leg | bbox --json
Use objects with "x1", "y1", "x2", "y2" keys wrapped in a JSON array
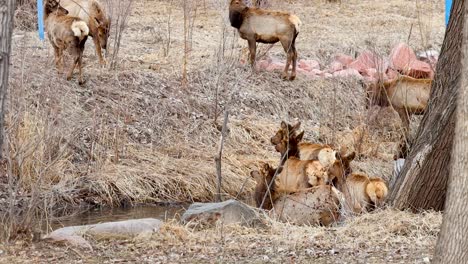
[
  {"x1": 290, "y1": 45, "x2": 297, "y2": 81},
  {"x1": 77, "y1": 52, "x2": 85, "y2": 85},
  {"x1": 93, "y1": 37, "x2": 106, "y2": 66},
  {"x1": 67, "y1": 54, "x2": 80, "y2": 81},
  {"x1": 396, "y1": 107, "x2": 411, "y2": 137},
  {"x1": 52, "y1": 46, "x2": 62, "y2": 74},
  {"x1": 247, "y1": 38, "x2": 257, "y2": 70},
  {"x1": 280, "y1": 38, "x2": 293, "y2": 79}
]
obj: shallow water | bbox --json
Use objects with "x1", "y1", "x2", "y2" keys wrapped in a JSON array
[{"x1": 43, "y1": 204, "x2": 187, "y2": 232}]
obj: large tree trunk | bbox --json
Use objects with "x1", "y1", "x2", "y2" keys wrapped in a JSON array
[
  {"x1": 432, "y1": 4, "x2": 468, "y2": 261},
  {"x1": 0, "y1": 0, "x2": 15, "y2": 159},
  {"x1": 389, "y1": 0, "x2": 464, "y2": 211}
]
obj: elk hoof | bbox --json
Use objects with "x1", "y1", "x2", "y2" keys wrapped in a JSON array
[
  {"x1": 281, "y1": 73, "x2": 289, "y2": 80},
  {"x1": 289, "y1": 75, "x2": 296, "y2": 81},
  {"x1": 78, "y1": 79, "x2": 86, "y2": 85},
  {"x1": 66, "y1": 75, "x2": 72, "y2": 81}
]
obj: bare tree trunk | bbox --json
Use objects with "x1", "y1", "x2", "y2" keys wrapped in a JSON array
[
  {"x1": 0, "y1": 0, "x2": 15, "y2": 159},
  {"x1": 389, "y1": 0, "x2": 464, "y2": 211},
  {"x1": 432, "y1": 3, "x2": 468, "y2": 262}
]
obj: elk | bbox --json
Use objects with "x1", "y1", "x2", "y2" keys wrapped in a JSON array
[
  {"x1": 274, "y1": 157, "x2": 332, "y2": 195},
  {"x1": 229, "y1": 0, "x2": 301, "y2": 80},
  {"x1": 60, "y1": 0, "x2": 111, "y2": 65},
  {"x1": 271, "y1": 121, "x2": 337, "y2": 163},
  {"x1": 271, "y1": 121, "x2": 356, "y2": 183},
  {"x1": 337, "y1": 173, "x2": 388, "y2": 215},
  {"x1": 250, "y1": 164, "x2": 342, "y2": 226},
  {"x1": 250, "y1": 162, "x2": 280, "y2": 210},
  {"x1": 44, "y1": 0, "x2": 89, "y2": 84},
  {"x1": 366, "y1": 75, "x2": 432, "y2": 133}
]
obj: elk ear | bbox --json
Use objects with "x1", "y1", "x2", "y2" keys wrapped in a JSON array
[
  {"x1": 250, "y1": 171, "x2": 261, "y2": 182},
  {"x1": 292, "y1": 122, "x2": 301, "y2": 131},
  {"x1": 346, "y1": 152, "x2": 356, "y2": 161},
  {"x1": 280, "y1": 121, "x2": 287, "y2": 130},
  {"x1": 94, "y1": 17, "x2": 102, "y2": 27},
  {"x1": 335, "y1": 151, "x2": 342, "y2": 160},
  {"x1": 295, "y1": 131, "x2": 304, "y2": 142}
]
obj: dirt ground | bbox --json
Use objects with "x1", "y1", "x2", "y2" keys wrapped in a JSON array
[
  {"x1": 1, "y1": 209, "x2": 442, "y2": 263},
  {"x1": 2, "y1": 0, "x2": 445, "y2": 262}
]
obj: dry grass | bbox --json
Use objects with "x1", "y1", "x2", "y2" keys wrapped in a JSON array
[
  {"x1": 2, "y1": 0, "x2": 445, "y2": 243},
  {"x1": 0, "y1": 209, "x2": 442, "y2": 263}
]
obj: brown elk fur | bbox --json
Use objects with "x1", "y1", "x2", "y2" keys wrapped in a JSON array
[
  {"x1": 271, "y1": 121, "x2": 337, "y2": 163},
  {"x1": 339, "y1": 173, "x2": 388, "y2": 215},
  {"x1": 250, "y1": 162, "x2": 280, "y2": 210},
  {"x1": 366, "y1": 75, "x2": 432, "y2": 132},
  {"x1": 229, "y1": 0, "x2": 301, "y2": 80},
  {"x1": 251, "y1": 164, "x2": 342, "y2": 226},
  {"x1": 44, "y1": 0, "x2": 89, "y2": 84},
  {"x1": 60, "y1": 0, "x2": 111, "y2": 65},
  {"x1": 274, "y1": 157, "x2": 333, "y2": 195},
  {"x1": 271, "y1": 121, "x2": 355, "y2": 185}
]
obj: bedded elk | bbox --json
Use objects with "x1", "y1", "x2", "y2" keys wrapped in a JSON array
[
  {"x1": 271, "y1": 121, "x2": 356, "y2": 182},
  {"x1": 250, "y1": 162, "x2": 280, "y2": 210},
  {"x1": 271, "y1": 121, "x2": 338, "y2": 164},
  {"x1": 336, "y1": 173, "x2": 388, "y2": 215},
  {"x1": 44, "y1": 0, "x2": 89, "y2": 84},
  {"x1": 229, "y1": 0, "x2": 301, "y2": 80},
  {"x1": 250, "y1": 163, "x2": 342, "y2": 226},
  {"x1": 60, "y1": 0, "x2": 111, "y2": 65}
]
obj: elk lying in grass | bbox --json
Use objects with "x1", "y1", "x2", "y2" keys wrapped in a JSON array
[
  {"x1": 44, "y1": 0, "x2": 89, "y2": 84},
  {"x1": 60, "y1": 0, "x2": 111, "y2": 65},
  {"x1": 271, "y1": 121, "x2": 356, "y2": 184},
  {"x1": 274, "y1": 157, "x2": 332, "y2": 195},
  {"x1": 271, "y1": 121, "x2": 337, "y2": 164},
  {"x1": 229, "y1": 0, "x2": 301, "y2": 80},
  {"x1": 250, "y1": 162, "x2": 280, "y2": 210},
  {"x1": 366, "y1": 75, "x2": 432, "y2": 133},
  {"x1": 336, "y1": 173, "x2": 388, "y2": 215},
  {"x1": 250, "y1": 163, "x2": 342, "y2": 226}
]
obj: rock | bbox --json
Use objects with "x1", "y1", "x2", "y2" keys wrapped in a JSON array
[
  {"x1": 329, "y1": 61, "x2": 344, "y2": 73},
  {"x1": 407, "y1": 59, "x2": 433, "y2": 79},
  {"x1": 333, "y1": 68, "x2": 362, "y2": 79},
  {"x1": 298, "y1": 59, "x2": 320, "y2": 71},
  {"x1": 181, "y1": 199, "x2": 260, "y2": 226},
  {"x1": 266, "y1": 61, "x2": 285, "y2": 71},
  {"x1": 349, "y1": 51, "x2": 386, "y2": 74},
  {"x1": 390, "y1": 43, "x2": 417, "y2": 70},
  {"x1": 43, "y1": 234, "x2": 93, "y2": 250},
  {"x1": 256, "y1": 59, "x2": 271, "y2": 71},
  {"x1": 334, "y1": 54, "x2": 354, "y2": 68},
  {"x1": 43, "y1": 218, "x2": 163, "y2": 249}
]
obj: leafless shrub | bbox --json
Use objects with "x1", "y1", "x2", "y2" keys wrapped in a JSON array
[{"x1": 104, "y1": 0, "x2": 134, "y2": 70}]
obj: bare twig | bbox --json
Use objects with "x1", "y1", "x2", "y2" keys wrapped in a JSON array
[{"x1": 215, "y1": 108, "x2": 229, "y2": 202}]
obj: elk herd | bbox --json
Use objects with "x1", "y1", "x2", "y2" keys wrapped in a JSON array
[
  {"x1": 41, "y1": 0, "x2": 431, "y2": 225},
  {"x1": 251, "y1": 121, "x2": 389, "y2": 225}
]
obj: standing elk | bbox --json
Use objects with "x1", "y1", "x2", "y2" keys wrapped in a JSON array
[
  {"x1": 366, "y1": 75, "x2": 432, "y2": 158},
  {"x1": 44, "y1": 0, "x2": 89, "y2": 84},
  {"x1": 229, "y1": 0, "x2": 301, "y2": 80},
  {"x1": 60, "y1": 0, "x2": 111, "y2": 65}
]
